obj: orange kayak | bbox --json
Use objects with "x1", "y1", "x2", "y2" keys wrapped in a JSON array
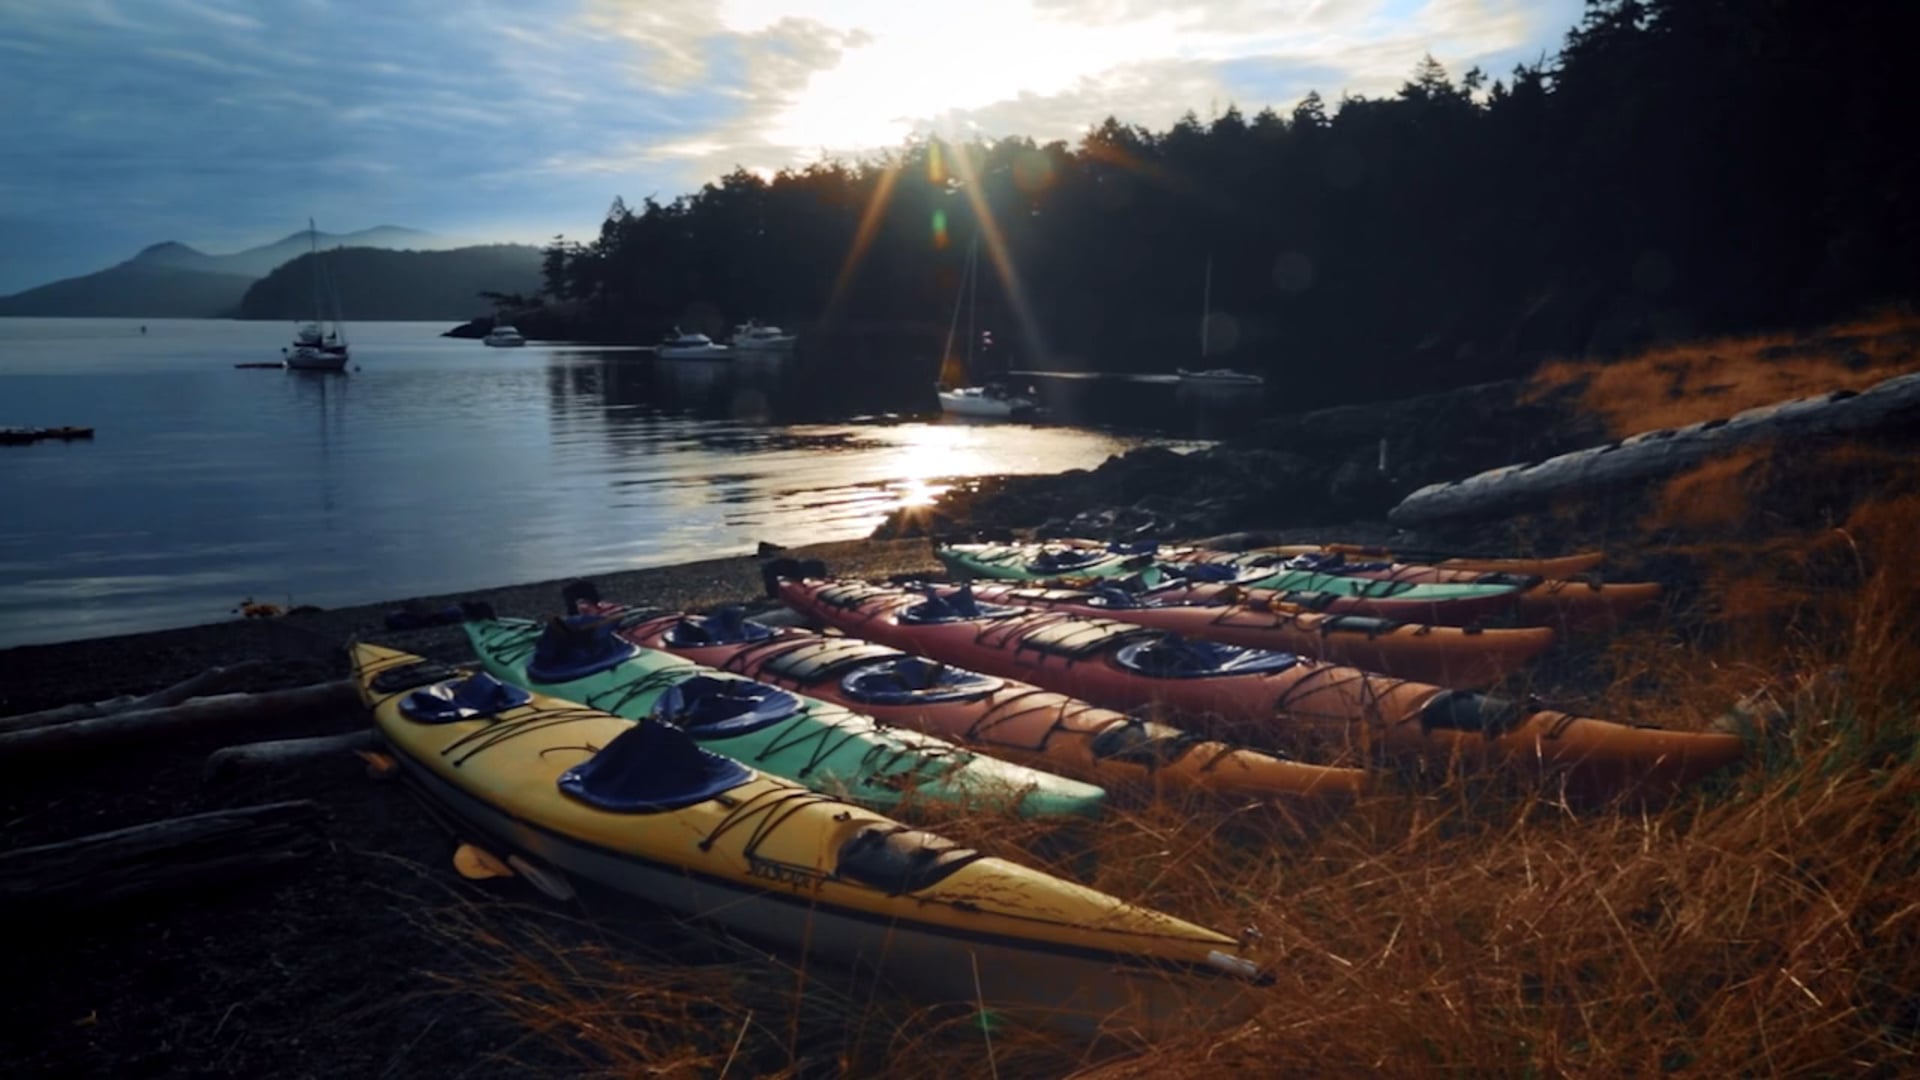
[
  {"x1": 574, "y1": 594, "x2": 1368, "y2": 806},
  {"x1": 950, "y1": 580, "x2": 1554, "y2": 689},
  {"x1": 767, "y1": 564, "x2": 1743, "y2": 799},
  {"x1": 1255, "y1": 544, "x2": 1605, "y2": 579}
]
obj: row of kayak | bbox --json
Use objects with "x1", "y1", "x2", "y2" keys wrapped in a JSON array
[
  {"x1": 933, "y1": 540, "x2": 1663, "y2": 630},
  {"x1": 349, "y1": 538, "x2": 1728, "y2": 1036}
]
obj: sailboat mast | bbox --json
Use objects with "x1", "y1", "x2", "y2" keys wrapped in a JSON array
[
  {"x1": 308, "y1": 218, "x2": 323, "y2": 331},
  {"x1": 940, "y1": 234, "x2": 978, "y2": 385},
  {"x1": 966, "y1": 232, "x2": 978, "y2": 376},
  {"x1": 1201, "y1": 254, "x2": 1213, "y2": 360}
]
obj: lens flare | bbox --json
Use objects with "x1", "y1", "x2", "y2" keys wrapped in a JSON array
[{"x1": 932, "y1": 207, "x2": 948, "y2": 250}]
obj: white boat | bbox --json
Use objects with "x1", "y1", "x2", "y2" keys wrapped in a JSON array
[
  {"x1": 656, "y1": 329, "x2": 734, "y2": 360},
  {"x1": 283, "y1": 219, "x2": 350, "y2": 372},
  {"x1": 1176, "y1": 257, "x2": 1263, "y2": 389},
  {"x1": 936, "y1": 236, "x2": 1039, "y2": 420},
  {"x1": 937, "y1": 384, "x2": 1040, "y2": 419},
  {"x1": 482, "y1": 324, "x2": 527, "y2": 347},
  {"x1": 1177, "y1": 367, "x2": 1265, "y2": 386},
  {"x1": 731, "y1": 320, "x2": 797, "y2": 353}
]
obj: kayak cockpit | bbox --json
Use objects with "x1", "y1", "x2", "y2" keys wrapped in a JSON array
[
  {"x1": 839, "y1": 656, "x2": 1004, "y2": 705},
  {"x1": 899, "y1": 586, "x2": 1025, "y2": 625},
  {"x1": 662, "y1": 607, "x2": 777, "y2": 647},
  {"x1": 559, "y1": 720, "x2": 753, "y2": 811},
  {"x1": 835, "y1": 825, "x2": 982, "y2": 895},
  {"x1": 399, "y1": 672, "x2": 533, "y2": 722},
  {"x1": 652, "y1": 675, "x2": 806, "y2": 739},
  {"x1": 1111, "y1": 637, "x2": 1301, "y2": 679},
  {"x1": 527, "y1": 614, "x2": 641, "y2": 682}
]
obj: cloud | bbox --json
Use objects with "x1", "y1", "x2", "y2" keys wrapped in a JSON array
[{"x1": 0, "y1": 0, "x2": 1582, "y2": 294}]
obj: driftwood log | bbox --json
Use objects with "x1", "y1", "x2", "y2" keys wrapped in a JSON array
[
  {"x1": 0, "y1": 680, "x2": 357, "y2": 761},
  {"x1": 203, "y1": 729, "x2": 380, "y2": 784},
  {"x1": 1389, "y1": 370, "x2": 1920, "y2": 525},
  {"x1": 0, "y1": 660, "x2": 274, "y2": 735},
  {"x1": 0, "y1": 800, "x2": 326, "y2": 913}
]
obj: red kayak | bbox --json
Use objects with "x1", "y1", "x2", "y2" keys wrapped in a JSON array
[
  {"x1": 766, "y1": 564, "x2": 1743, "y2": 800},
  {"x1": 569, "y1": 591, "x2": 1368, "y2": 806},
  {"x1": 949, "y1": 580, "x2": 1555, "y2": 690}
]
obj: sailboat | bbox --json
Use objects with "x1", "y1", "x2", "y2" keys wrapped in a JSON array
[
  {"x1": 936, "y1": 235, "x2": 1039, "y2": 419},
  {"x1": 284, "y1": 219, "x2": 350, "y2": 373},
  {"x1": 1177, "y1": 256, "x2": 1263, "y2": 387}
]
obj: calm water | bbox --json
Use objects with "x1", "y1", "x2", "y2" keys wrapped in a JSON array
[{"x1": 0, "y1": 319, "x2": 1215, "y2": 647}]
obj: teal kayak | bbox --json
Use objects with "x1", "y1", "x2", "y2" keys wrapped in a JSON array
[
  {"x1": 465, "y1": 615, "x2": 1106, "y2": 820},
  {"x1": 937, "y1": 543, "x2": 1520, "y2": 604},
  {"x1": 937, "y1": 543, "x2": 1152, "y2": 581}
]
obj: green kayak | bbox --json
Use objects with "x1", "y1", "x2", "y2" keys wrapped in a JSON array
[
  {"x1": 937, "y1": 543, "x2": 1518, "y2": 603},
  {"x1": 936, "y1": 543, "x2": 1149, "y2": 581},
  {"x1": 465, "y1": 615, "x2": 1106, "y2": 820}
]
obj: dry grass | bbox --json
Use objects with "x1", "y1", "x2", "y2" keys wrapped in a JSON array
[
  {"x1": 416, "y1": 341, "x2": 1920, "y2": 1076},
  {"x1": 1525, "y1": 307, "x2": 1920, "y2": 438},
  {"x1": 423, "y1": 523, "x2": 1919, "y2": 1077}
]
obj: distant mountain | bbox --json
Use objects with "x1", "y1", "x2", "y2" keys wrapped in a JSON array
[
  {"x1": 235, "y1": 244, "x2": 544, "y2": 321},
  {"x1": 126, "y1": 225, "x2": 443, "y2": 280},
  {"x1": 0, "y1": 263, "x2": 258, "y2": 318},
  {"x1": 0, "y1": 225, "x2": 451, "y2": 318}
]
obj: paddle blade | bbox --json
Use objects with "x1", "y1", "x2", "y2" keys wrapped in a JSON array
[{"x1": 453, "y1": 843, "x2": 515, "y2": 880}]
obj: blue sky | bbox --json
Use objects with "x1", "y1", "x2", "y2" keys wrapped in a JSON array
[{"x1": 0, "y1": 0, "x2": 1581, "y2": 294}]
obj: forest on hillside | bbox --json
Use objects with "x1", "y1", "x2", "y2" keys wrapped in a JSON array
[
  {"x1": 539, "y1": 0, "x2": 1919, "y2": 409},
  {"x1": 238, "y1": 245, "x2": 542, "y2": 321}
]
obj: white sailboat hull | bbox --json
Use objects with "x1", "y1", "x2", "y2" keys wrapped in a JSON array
[
  {"x1": 286, "y1": 347, "x2": 349, "y2": 372},
  {"x1": 1176, "y1": 368, "x2": 1264, "y2": 387},
  {"x1": 657, "y1": 344, "x2": 735, "y2": 360},
  {"x1": 938, "y1": 388, "x2": 1037, "y2": 419}
]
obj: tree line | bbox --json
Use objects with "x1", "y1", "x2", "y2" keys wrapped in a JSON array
[{"x1": 538, "y1": 0, "x2": 1919, "y2": 409}]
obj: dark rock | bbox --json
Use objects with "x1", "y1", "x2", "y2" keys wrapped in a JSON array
[{"x1": 441, "y1": 317, "x2": 491, "y2": 339}]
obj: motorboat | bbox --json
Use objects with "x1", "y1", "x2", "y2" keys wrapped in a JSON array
[
  {"x1": 482, "y1": 324, "x2": 527, "y2": 347},
  {"x1": 731, "y1": 320, "x2": 797, "y2": 353},
  {"x1": 656, "y1": 329, "x2": 734, "y2": 360}
]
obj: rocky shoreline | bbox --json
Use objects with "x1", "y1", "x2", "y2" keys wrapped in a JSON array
[{"x1": 873, "y1": 377, "x2": 1605, "y2": 554}]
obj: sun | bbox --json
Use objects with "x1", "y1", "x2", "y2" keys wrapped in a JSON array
[{"x1": 721, "y1": 1, "x2": 1182, "y2": 153}]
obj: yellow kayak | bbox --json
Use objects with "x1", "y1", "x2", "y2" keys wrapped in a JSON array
[{"x1": 353, "y1": 644, "x2": 1268, "y2": 1034}]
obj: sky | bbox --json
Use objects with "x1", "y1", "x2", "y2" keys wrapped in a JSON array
[{"x1": 0, "y1": 0, "x2": 1583, "y2": 294}]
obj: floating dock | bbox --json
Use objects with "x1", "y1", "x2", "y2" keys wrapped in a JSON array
[{"x1": 0, "y1": 427, "x2": 95, "y2": 445}]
